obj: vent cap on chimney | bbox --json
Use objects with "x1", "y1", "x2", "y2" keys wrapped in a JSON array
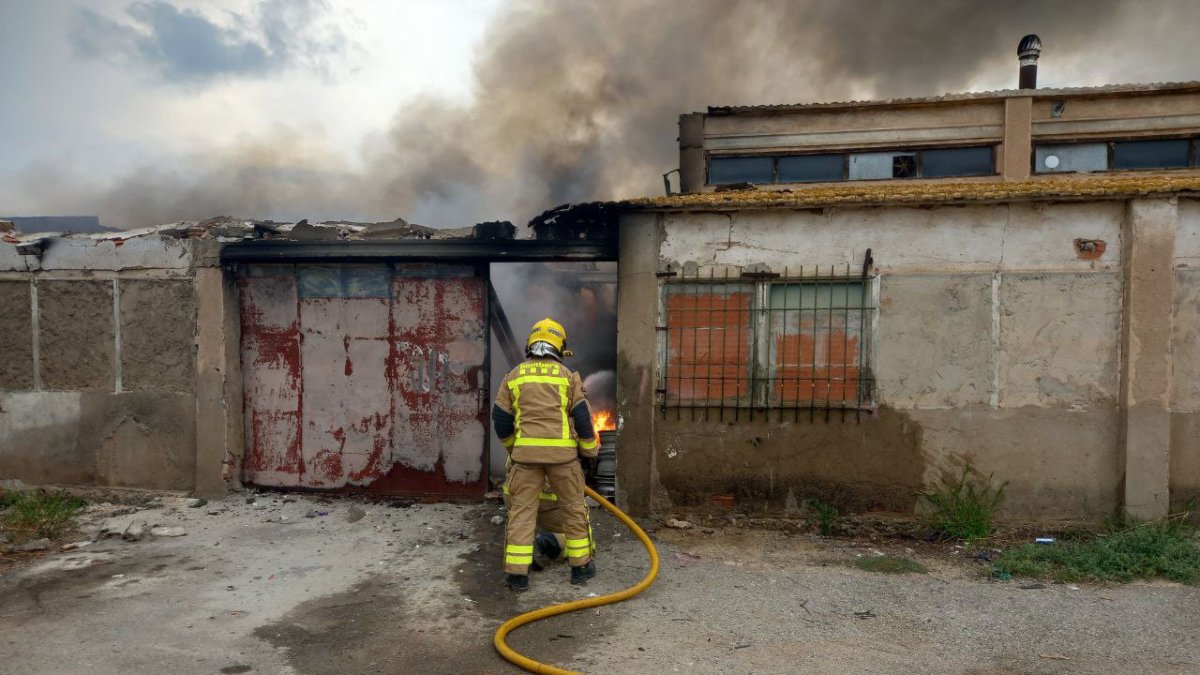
[
  {"x1": 1018, "y1": 34, "x2": 1041, "y2": 89},
  {"x1": 1018, "y1": 34, "x2": 1042, "y2": 61}
]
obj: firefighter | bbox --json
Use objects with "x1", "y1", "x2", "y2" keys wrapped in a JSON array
[
  {"x1": 493, "y1": 318, "x2": 598, "y2": 592},
  {"x1": 501, "y1": 473, "x2": 596, "y2": 571}
]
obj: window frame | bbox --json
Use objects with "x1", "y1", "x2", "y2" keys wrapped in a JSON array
[
  {"x1": 705, "y1": 144, "x2": 997, "y2": 186},
  {"x1": 1032, "y1": 135, "x2": 1200, "y2": 175},
  {"x1": 658, "y1": 266, "x2": 879, "y2": 422}
]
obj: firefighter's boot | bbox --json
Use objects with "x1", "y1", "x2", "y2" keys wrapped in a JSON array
[
  {"x1": 570, "y1": 560, "x2": 595, "y2": 585},
  {"x1": 535, "y1": 532, "x2": 562, "y2": 560},
  {"x1": 505, "y1": 574, "x2": 529, "y2": 592}
]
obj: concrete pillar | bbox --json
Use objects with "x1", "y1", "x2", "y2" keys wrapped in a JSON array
[
  {"x1": 615, "y1": 212, "x2": 661, "y2": 516},
  {"x1": 678, "y1": 113, "x2": 706, "y2": 194},
  {"x1": 1120, "y1": 198, "x2": 1177, "y2": 519},
  {"x1": 194, "y1": 264, "x2": 244, "y2": 497},
  {"x1": 1001, "y1": 97, "x2": 1032, "y2": 180}
]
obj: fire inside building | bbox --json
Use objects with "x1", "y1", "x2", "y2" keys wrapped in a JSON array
[{"x1": 2, "y1": 36, "x2": 1200, "y2": 522}]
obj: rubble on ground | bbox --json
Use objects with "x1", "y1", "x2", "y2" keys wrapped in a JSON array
[{"x1": 10, "y1": 538, "x2": 52, "y2": 553}]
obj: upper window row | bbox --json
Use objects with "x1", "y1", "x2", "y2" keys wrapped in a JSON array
[
  {"x1": 707, "y1": 146, "x2": 995, "y2": 186},
  {"x1": 1035, "y1": 138, "x2": 1200, "y2": 174}
]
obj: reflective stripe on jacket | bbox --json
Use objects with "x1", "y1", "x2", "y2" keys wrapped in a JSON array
[{"x1": 494, "y1": 358, "x2": 592, "y2": 464}]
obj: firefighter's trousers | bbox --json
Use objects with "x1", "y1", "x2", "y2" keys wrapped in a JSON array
[{"x1": 504, "y1": 460, "x2": 592, "y2": 574}]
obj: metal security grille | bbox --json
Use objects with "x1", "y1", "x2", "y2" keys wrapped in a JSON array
[{"x1": 659, "y1": 260, "x2": 876, "y2": 422}]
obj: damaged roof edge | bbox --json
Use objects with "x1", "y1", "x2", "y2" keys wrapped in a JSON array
[
  {"x1": 220, "y1": 238, "x2": 617, "y2": 263},
  {"x1": 0, "y1": 216, "x2": 509, "y2": 245},
  {"x1": 533, "y1": 175, "x2": 1200, "y2": 223}
]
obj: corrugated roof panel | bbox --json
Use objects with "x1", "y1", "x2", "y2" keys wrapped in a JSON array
[{"x1": 704, "y1": 82, "x2": 1200, "y2": 115}]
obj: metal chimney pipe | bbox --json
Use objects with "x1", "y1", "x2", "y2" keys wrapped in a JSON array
[{"x1": 1018, "y1": 34, "x2": 1042, "y2": 89}]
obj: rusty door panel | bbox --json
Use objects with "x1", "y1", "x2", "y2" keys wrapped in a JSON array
[
  {"x1": 239, "y1": 263, "x2": 488, "y2": 498},
  {"x1": 240, "y1": 270, "x2": 304, "y2": 487},
  {"x1": 298, "y1": 295, "x2": 393, "y2": 488},
  {"x1": 382, "y1": 270, "x2": 488, "y2": 497}
]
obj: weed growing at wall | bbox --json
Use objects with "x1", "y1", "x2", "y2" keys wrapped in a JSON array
[
  {"x1": 2, "y1": 490, "x2": 86, "y2": 541},
  {"x1": 807, "y1": 498, "x2": 840, "y2": 536},
  {"x1": 995, "y1": 507, "x2": 1200, "y2": 584},
  {"x1": 917, "y1": 467, "x2": 1007, "y2": 541}
]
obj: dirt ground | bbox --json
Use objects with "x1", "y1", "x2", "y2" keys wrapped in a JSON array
[{"x1": 1, "y1": 493, "x2": 1198, "y2": 675}]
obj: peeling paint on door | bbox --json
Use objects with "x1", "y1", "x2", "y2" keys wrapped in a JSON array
[{"x1": 239, "y1": 264, "x2": 488, "y2": 497}]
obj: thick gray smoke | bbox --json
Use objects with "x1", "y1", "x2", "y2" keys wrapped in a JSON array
[
  {"x1": 19, "y1": 0, "x2": 1200, "y2": 229},
  {"x1": 487, "y1": 261, "x2": 617, "y2": 478}
]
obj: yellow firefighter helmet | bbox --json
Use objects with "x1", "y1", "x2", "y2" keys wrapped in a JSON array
[{"x1": 527, "y1": 317, "x2": 567, "y2": 352}]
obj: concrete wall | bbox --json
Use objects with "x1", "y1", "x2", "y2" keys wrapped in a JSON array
[
  {"x1": 0, "y1": 236, "x2": 236, "y2": 493},
  {"x1": 1171, "y1": 200, "x2": 1200, "y2": 515},
  {"x1": 618, "y1": 198, "x2": 1200, "y2": 520}
]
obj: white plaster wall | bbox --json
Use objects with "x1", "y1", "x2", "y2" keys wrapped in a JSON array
[
  {"x1": 0, "y1": 244, "x2": 41, "y2": 272},
  {"x1": 0, "y1": 392, "x2": 85, "y2": 481},
  {"x1": 998, "y1": 273, "x2": 1122, "y2": 409},
  {"x1": 0, "y1": 391, "x2": 82, "y2": 442},
  {"x1": 872, "y1": 272, "x2": 1120, "y2": 412},
  {"x1": 876, "y1": 274, "x2": 993, "y2": 409},
  {"x1": 1172, "y1": 268, "x2": 1200, "y2": 412},
  {"x1": 659, "y1": 202, "x2": 1124, "y2": 274},
  {"x1": 1173, "y1": 198, "x2": 1200, "y2": 267},
  {"x1": 660, "y1": 204, "x2": 1125, "y2": 413},
  {"x1": 0, "y1": 237, "x2": 192, "y2": 274},
  {"x1": 41, "y1": 237, "x2": 193, "y2": 271}
]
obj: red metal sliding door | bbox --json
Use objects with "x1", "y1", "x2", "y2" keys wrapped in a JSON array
[{"x1": 239, "y1": 263, "x2": 488, "y2": 498}]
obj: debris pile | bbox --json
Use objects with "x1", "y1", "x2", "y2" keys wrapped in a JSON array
[{"x1": 0, "y1": 215, "x2": 516, "y2": 249}]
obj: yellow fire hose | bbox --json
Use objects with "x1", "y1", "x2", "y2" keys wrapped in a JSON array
[{"x1": 493, "y1": 485, "x2": 661, "y2": 675}]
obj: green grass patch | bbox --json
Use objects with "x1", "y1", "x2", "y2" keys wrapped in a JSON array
[
  {"x1": 2, "y1": 490, "x2": 86, "y2": 541},
  {"x1": 807, "y1": 498, "x2": 839, "y2": 536},
  {"x1": 917, "y1": 466, "x2": 1007, "y2": 541},
  {"x1": 855, "y1": 555, "x2": 928, "y2": 575},
  {"x1": 994, "y1": 513, "x2": 1200, "y2": 584},
  {"x1": 0, "y1": 491, "x2": 20, "y2": 509}
]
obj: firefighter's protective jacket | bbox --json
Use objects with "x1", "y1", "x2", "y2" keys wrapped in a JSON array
[{"x1": 492, "y1": 358, "x2": 598, "y2": 464}]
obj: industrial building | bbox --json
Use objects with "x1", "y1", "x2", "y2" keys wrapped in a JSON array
[{"x1": 3, "y1": 38, "x2": 1200, "y2": 521}]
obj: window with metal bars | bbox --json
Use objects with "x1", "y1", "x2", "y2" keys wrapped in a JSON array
[{"x1": 659, "y1": 263, "x2": 877, "y2": 421}]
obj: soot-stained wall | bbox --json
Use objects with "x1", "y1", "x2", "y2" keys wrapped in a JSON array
[{"x1": 623, "y1": 200, "x2": 1182, "y2": 520}]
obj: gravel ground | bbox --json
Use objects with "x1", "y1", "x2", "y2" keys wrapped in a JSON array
[{"x1": 1, "y1": 493, "x2": 1197, "y2": 674}]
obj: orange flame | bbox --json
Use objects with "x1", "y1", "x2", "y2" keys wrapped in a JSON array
[{"x1": 592, "y1": 410, "x2": 616, "y2": 432}]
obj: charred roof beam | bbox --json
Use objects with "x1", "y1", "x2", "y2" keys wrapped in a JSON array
[{"x1": 220, "y1": 238, "x2": 617, "y2": 264}]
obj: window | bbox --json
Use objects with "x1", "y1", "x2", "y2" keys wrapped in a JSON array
[
  {"x1": 707, "y1": 146, "x2": 995, "y2": 186},
  {"x1": 1035, "y1": 143, "x2": 1108, "y2": 173},
  {"x1": 1035, "y1": 137, "x2": 1200, "y2": 174},
  {"x1": 849, "y1": 152, "x2": 913, "y2": 180},
  {"x1": 661, "y1": 267, "x2": 876, "y2": 421},
  {"x1": 708, "y1": 156, "x2": 773, "y2": 185},
  {"x1": 1113, "y1": 139, "x2": 1190, "y2": 170},
  {"x1": 922, "y1": 146, "x2": 995, "y2": 177},
  {"x1": 777, "y1": 154, "x2": 844, "y2": 183},
  {"x1": 299, "y1": 265, "x2": 391, "y2": 298}
]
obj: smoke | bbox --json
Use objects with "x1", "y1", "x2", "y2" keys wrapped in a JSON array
[
  {"x1": 19, "y1": 0, "x2": 1200, "y2": 229},
  {"x1": 487, "y1": 261, "x2": 617, "y2": 478},
  {"x1": 488, "y1": 262, "x2": 617, "y2": 376}
]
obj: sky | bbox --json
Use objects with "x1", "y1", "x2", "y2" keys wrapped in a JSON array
[
  {"x1": 0, "y1": 0, "x2": 499, "y2": 182},
  {"x1": 2, "y1": 0, "x2": 1199, "y2": 229}
]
